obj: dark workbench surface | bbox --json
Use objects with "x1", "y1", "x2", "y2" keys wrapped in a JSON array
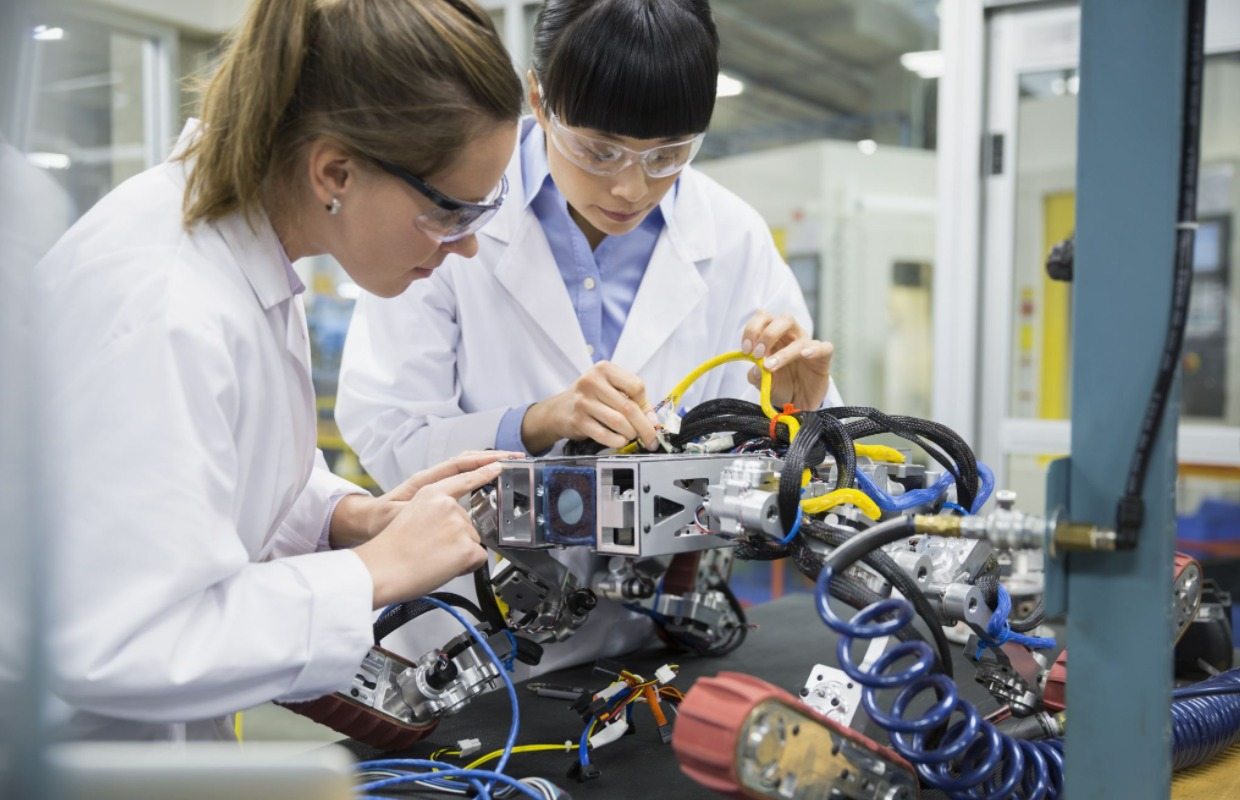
[{"x1": 345, "y1": 593, "x2": 1002, "y2": 799}]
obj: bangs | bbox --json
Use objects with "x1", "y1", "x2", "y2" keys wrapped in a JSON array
[{"x1": 538, "y1": 0, "x2": 718, "y2": 140}]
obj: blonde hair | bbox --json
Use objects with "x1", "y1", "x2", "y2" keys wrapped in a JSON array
[{"x1": 181, "y1": 0, "x2": 521, "y2": 227}]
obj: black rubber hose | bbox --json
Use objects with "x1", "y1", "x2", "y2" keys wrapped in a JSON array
[
  {"x1": 1009, "y1": 597, "x2": 1046, "y2": 634},
  {"x1": 799, "y1": 519, "x2": 954, "y2": 678},
  {"x1": 821, "y1": 515, "x2": 919, "y2": 576},
  {"x1": 787, "y1": 539, "x2": 932, "y2": 657}
]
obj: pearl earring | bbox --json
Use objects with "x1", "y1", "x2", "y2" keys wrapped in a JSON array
[{"x1": 326, "y1": 197, "x2": 342, "y2": 215}]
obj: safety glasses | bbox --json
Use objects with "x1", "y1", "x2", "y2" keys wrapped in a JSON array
[
  {"x1": 376, "y1": 160, "x2": 508, "y2": 243},
  {"x1": 546, "y1": 111, "x2": 704, "y2": 179}
]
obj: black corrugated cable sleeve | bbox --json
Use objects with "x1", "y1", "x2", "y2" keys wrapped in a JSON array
[
  {"x1": 473, "y1": 565, "x2": 508, "y2": 632},
  {"x1": 973, "y1": 556, "x2": 1002, "y2": 609},
  {"x1": 777, "y1": 412, "x2": 825, "y2": 532},
  {"x1": 373, "y1": 592, "x2": 487, "y2": 644},
  {"x1": 832, "y1": 410, "x2": 979, "y2": 508},
  {"x1": 1117, "y1": 0, "x2": 1205, "y2": 547},
  {"x1": 835, "y1": 410, "x2": 979, "y2": 505},
  {"x1": 563, "y1": 438, "x2": 606, "y2": 456}
]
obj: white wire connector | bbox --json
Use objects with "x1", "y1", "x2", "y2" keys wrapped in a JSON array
[
  {"x1": 655, "y1": 404, "x2": 683, "y2": 437},
  {"x1": 596, "y1": 680, "x2": 630, "y2": 702},
  {"x1": 654, "y1": 664, "x2": 677, "y2": 685},
  {"x1": 456, "y1": 738, "x2": 482, "y2": 757},
  {"x1": 588, "y1": 718, "x2": 630, "y2": 750}
]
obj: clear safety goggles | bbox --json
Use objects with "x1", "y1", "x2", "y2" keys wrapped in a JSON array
[
  {"x1": 546, "y1": 111, "x2": 705, "y2": 179},
  {"x1": 376, "y1": 160, "x2": 508, "y2": 243}
]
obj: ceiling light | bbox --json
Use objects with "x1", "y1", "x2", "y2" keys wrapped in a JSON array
[
  {"x1": 899, "y1": 50, "x2": 943, "y2": 80},
  {"x1": 27, "y1": 152, "x2": 71, "y2": 170},
  {"x1": 717, "y1": 72, "x2": 744, "y2": 98},
  {"x1": 857, "y1": 139, "x2": 878, "y2": 156},
  {"x1": 33, "y1": 25, "x2": 65, "y2": 41}
]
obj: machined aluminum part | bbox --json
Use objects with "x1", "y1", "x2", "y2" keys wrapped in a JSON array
[
  {"x1": 491, "y1": 556, "x2": 590, "y2": 642},
  {"x1": 884, "y1": 534, "x2": 993, "y2": 590},
  {"x1": 348, "y1": 648, "x2": 417, "y2": 722},
  {"x1": 930, "y1": 581, "x2": 993, "y2": 629},
  {"x1": 704, "y1": 457, "x2": 783, "y2": 538},
  {"x1": 654, "y1": 589, "x2": 736, "y2": 632},
  {"x1": 398, "y1": 638, "x2": 502, "y2": 724},
  {"x1": 493, "y1": 454, "x2": 738, "y2": 557},
  {"x1": 592, "y1": 556, "x2": 666, "y2": 603}
]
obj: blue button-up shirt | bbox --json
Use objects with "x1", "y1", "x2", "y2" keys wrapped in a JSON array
[{"x1": 495, "y1": 124, "x2": 667, "y2": 452}]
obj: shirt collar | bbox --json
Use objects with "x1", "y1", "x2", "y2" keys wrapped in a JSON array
[
  {"x1": 520, "y1": 122, "x2": 553, "y2": 210},
  {"x1": 276, "y1": 240, "x2": 306, "y2": 296}
]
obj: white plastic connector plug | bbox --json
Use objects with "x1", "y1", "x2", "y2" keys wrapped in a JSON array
[
  {"x1": 588, "y1": 718, "x2": 630, "y2": 749},
  {"x1": 456, "y1": 738, "x2": 482, "y2": 757},
  {"x1": 654, "y1": 664, "x2": 677, "y2": 685},
  {"x1": 596, "y1": 680, "x2": 629, "y2": 702}
]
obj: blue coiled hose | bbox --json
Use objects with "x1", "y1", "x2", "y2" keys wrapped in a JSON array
[
  {"x1": 1168, "y1": 668, "x2": 1240, "y2": 770},
  {"x1": 818, "y1": 554, "x2": 1240, "y2": 797},
  {"x1": 815, "y1": 564, "x2": 1063, "y2": 799}
]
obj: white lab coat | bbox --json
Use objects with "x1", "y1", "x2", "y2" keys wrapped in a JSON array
[
  {"x1": 336, "y1": 119, "x2": 840, "y2": 674},
  {"x1": 35, "y1": 122, "x2": 375, "y2": 741}
]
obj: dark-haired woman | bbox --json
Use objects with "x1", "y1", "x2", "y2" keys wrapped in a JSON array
[
  {"x1": 337, "y1": 0, "x2": 841, "y2": 672},
  {"x1": 36, "y1": 0, "x2": 522, "y2": 741}
]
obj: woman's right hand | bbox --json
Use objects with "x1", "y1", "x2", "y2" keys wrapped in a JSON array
[
  {"x1": 520, "y1": 361, "x2": 660, "y2": 453},
  {"x1": 352, "y1": 461, "x2": 502, "y2": 608}
]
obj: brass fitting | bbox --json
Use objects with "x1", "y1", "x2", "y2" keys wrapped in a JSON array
[
  {"x1": 1050, "y1": 520, "x2": 1118, "y2": 556},
  {"x1": 913, "y1": 515, "x2": 964, "y2": 537}
]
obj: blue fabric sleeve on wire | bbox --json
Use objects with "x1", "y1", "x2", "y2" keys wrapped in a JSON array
[{"x1": 974, "y1": 584, "x2": 1056, "y2": 658}]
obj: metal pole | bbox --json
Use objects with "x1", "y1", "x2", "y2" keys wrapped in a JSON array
[{"x1": 1064, "y1": 0, "x2": 1198, "y2": 796}]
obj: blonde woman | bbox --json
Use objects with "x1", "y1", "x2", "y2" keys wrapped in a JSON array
[{"x1": 36, "y1": 0, "x2": 521, "y2": 741}]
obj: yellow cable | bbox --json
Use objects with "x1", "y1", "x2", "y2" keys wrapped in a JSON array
[
  {"x1": 801, "y1": 488, "x2": 882, "y2": 521},
  {"x1": 615, "y1": 351, "x2": 908, "y2": 524},
  {"x1": 855, "y1": 443, "x2": 906, "y2": 463},
  {"x1": 233, "y1": 711, "x2": 243, "y2": 742},
  {"x1": 462, "y1": 742, "x2": 580, "y2": 773},
  {"x1": 664, "y1": 351, "x2": 763, "y2": 409}
]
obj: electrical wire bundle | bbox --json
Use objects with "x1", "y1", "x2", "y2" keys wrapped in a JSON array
[
  {"x1": 568, "y1": 665, "x2": 686, "y2": 781},
  {"x1": 354, "y1": 598, "x2": 568, "y2": 800},
  {"x1": 644, "y1": 352, "x2": 992, "y2": 533}
]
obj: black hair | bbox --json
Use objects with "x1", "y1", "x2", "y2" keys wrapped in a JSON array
[{"x1": 532, "y1": 0, "x2": 719, "y2": 139}]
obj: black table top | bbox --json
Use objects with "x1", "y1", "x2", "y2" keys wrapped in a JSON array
[{"x1": 345, "y1": 593, "x2": 1002, "y2": 799}]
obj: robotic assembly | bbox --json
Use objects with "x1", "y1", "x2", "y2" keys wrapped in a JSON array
[{"x1": 284, "y1": 353, "x2": 1240, "y2": 800}]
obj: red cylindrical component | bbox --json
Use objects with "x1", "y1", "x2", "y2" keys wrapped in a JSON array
[
  {"x1": 672, "y1": 671, "x2": 779, "y2": 797},
  {"x1": 673, "y1": 671, "x2": 918, "y2": 799}
]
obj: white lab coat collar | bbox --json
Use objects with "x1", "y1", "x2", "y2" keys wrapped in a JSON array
[
  {"x1": 169, "y1": 119, "x2": 300, "y2": 312},
  {"x1": 482, "y1": 117, "x2": 716, "y2": 374}
]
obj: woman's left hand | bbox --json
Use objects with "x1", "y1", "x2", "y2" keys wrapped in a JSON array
[
  {"x1": 741, "y1": 310, "x2": 834, "y2": 410},
  {"x1": 331, "y1": 450, "x2": 522, "y2": 548}
]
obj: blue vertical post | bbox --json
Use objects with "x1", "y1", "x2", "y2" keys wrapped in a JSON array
[{"x1": 1065, "y1": 0, "x2": 1191, "y2": 796}]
